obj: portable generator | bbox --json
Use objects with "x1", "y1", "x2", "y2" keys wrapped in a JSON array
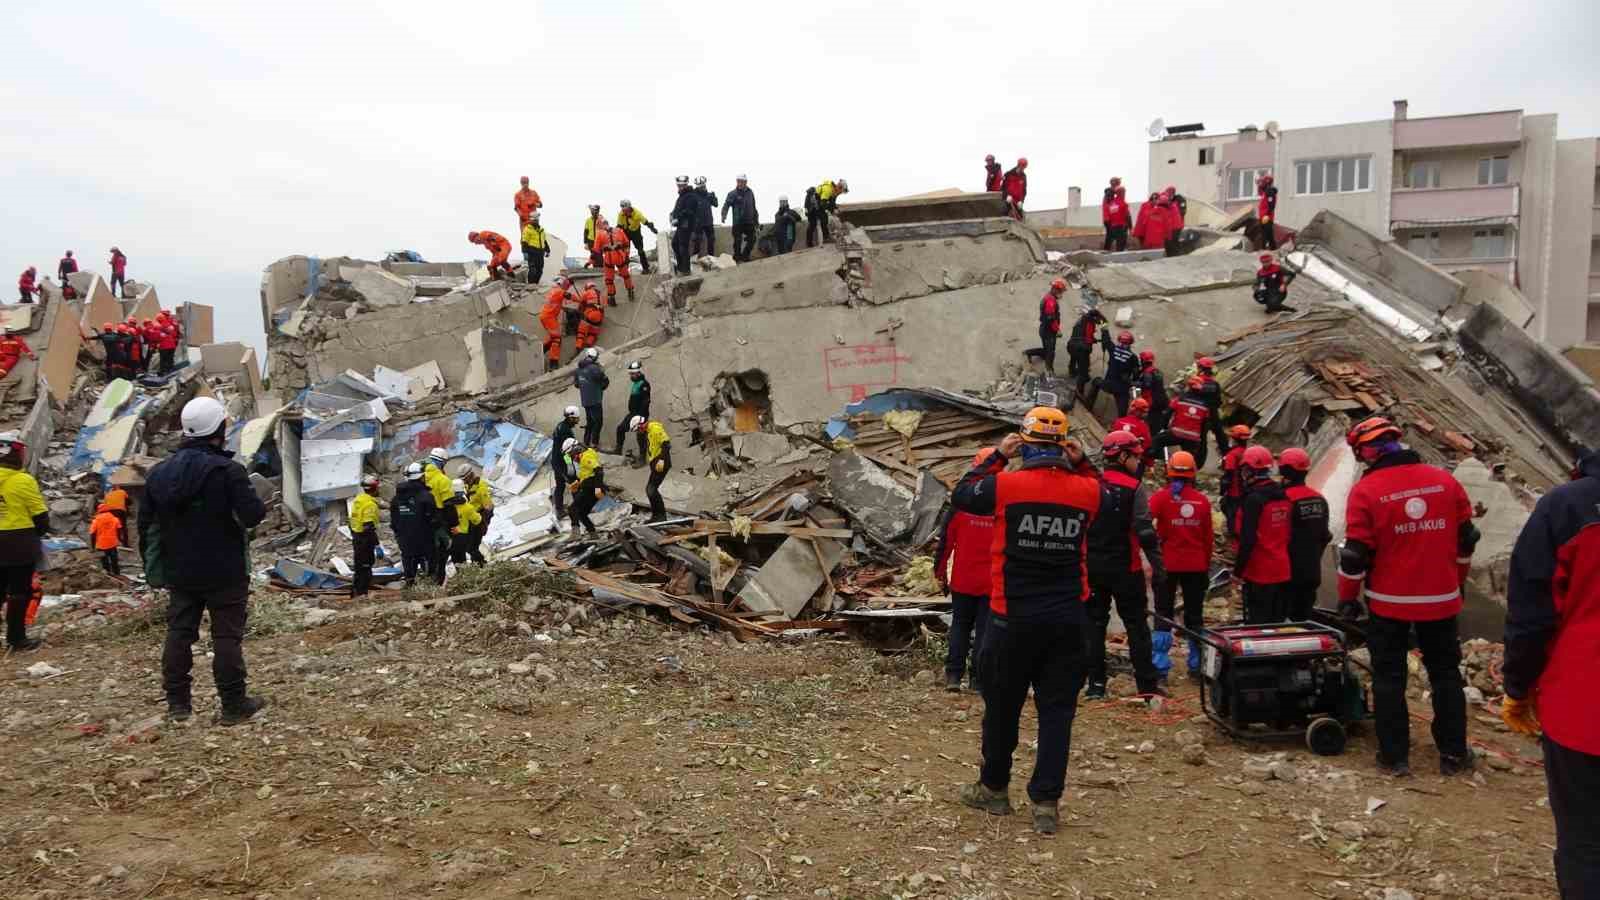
[{"x1": 1172, "y1": 618, "x2": 1367, "y2": 755}]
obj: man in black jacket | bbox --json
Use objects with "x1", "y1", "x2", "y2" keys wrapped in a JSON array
[
  {"x1": 721, "y1": 175, "x2": 760, "y2": 262},
  {"x1": 1084, "y1": 429, "x2": 1167, "y2": 698},
  {"x1": 549, "y1": 406, "x2": 580, "y2": 528},
  {"x1": 391, "y1": 463, "x2": 437, "y2": 586},
  {"x1": 770, "y1": 196, "x2": 803, "y2": 254},
  {"x1": 669, "y1": 177, "x2": 696, "y2": 275},
  {"x1": 141, "y1": 396, "x2": 268, "y2": 725},
  {"x1": 573, "y1": 349, "x2": 609, "y2": 447},
  {"x1": 614, "y1": 361, "x2": 651, "y2": 461},
  {"x1": 692, "y1": 177, "x2": 718, "y2": 257}
]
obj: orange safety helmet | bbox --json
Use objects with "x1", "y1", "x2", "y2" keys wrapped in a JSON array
[
  {"x1": 1241, "y1": 445, "x2": 1275, "y2": 471},
  {"x1": 1166, "y1": 450, "x2": 1197, "y2": 478},
  {"x1": 1347, "y1": 416, "x2": 1401, "y2": 448},
  {"x1": 1020, "y1": 406, "x2": 1070, "y2": 444},
  {"x1": 1129, "y1": 397, "x2": 1150, "y2": 414},
  {"x1": 972, "y1": 446, "x2": 998, "y2": 467},
  {"x1": 1278, "y1": 447, "x2": 1311, "y2": 472},
  {"x1": 1226, "y1": 424, "x2": 1253, "y2": 441},
  {"x1": 1050, "y1": 278, "x2": 1066, "y2": 292},
  {"x1": 1101, "y1": 429, "x2": 1143, "y2": 458}
]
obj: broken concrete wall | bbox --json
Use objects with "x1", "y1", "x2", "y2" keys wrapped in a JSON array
[
  {"x1": 18, "y1": 392, "x2": 52, "y2": 477},
  {"x1": 38, "y1": 295, "x2": 84, "y2": 405},
  {"x1": 81, "y1": 276, "x2": 123, "y2": 330},
  {"x1": 1297, "y1": 210, "x2": 1465, "y2": 316},
  {"x1": 837, "y1": 192, "x2": 1008, "y2": 227},
  {"x1": 180, "y1": 302, "x2": 215, "y2": 346},
  {"x1": 1453, "y1": 269, "x2": 1536, "y2": 330},
  {"x1": 461, "y1": 326, "x2": 543, "y2": 394},
  {"x1": 1458, "y1": 302, "x2": 1600, "y2": 453}
]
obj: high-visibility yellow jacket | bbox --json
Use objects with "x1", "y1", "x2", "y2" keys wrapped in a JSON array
[
  {"x1": 424, "y1": 463, "x2": 452, "y2": 509},
  {"x1": 575, "y1": 448, "x2": 602, "y2": 484},
  {"x1": 349, "y1": 491, "x2": 379, "y2": 533},
  {"x1": 817, "y1": 181, "x2": 837, "y2": 203},
  {"x1": 583, "y1": 216, "x2": 602, "y2": 245},
  {"x1": 0, "y1": 467, "x2": 46, "y2": 531},
  {"x1": 468, "y1": 479, "x2": 493, "y2": 512},
  {"x1": 617, "y1": 209, "x2": 650, "y2": 231},
  {"x1": 451, "y1": 500, "x2": 482, "y2": 535},
  {"x1": 520, "y1": 222, "x2": 549, "y2": 250},
  {"x1": 645, "y1": 421, "x2": 670, "y2": 462}
]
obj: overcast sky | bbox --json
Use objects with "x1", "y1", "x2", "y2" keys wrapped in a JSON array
[{"x1": 3, "y1": 0, "x2": 1595, "y2": 364}]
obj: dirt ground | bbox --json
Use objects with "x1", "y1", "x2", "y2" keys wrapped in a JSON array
[{"x1": 0, "y1": 595, "x2": 1560, "y2": 900}]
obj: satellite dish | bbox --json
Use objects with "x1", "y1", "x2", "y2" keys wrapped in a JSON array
[
  {"x1": 1147, "y1": 117, "x2": 1166, "y2": 138},
  {"x1": 1264, "y1": 120, "x2": 1281, "y2": 139}
]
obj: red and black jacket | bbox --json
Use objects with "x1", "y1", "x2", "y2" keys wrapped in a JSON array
[
  {"x1": 1136, "y1": 365, "x2": 1169, "y2": 418},
  {"x1": 1001, "y1": 168, "x2": 1027, "y2": 204},
  {"x1": 1283, "y1": 480, "x2": 1331, "y2": 584},
  {"x1": 934, "y1": 507, "x2": 994, "y2": 598},
  {"x1": 985, "y1": 162, "x2": 1003, "y2": 193},
  {"x1": 1039, "y1": 292, "x2": 1061, "y2": 335},
  {"x1": 1167, "y1": 395, "x2": 1210, "y2": 442},
  {"x1": 1503, "y1": 450, "x2": 1600, "y2": 754},
  {"x1": 1235, "y1": 478, "x2": 1292, "y2": 585},
  {"x1": 951, "y1": 450, "x2": 1101, "y2": 623},
  {"x1": 1257, "y1": 185, "x2": 1277, "y2": 223},
  {"x1": 1068, "y1": 310, "x2": 1104, "y2": 350},
  {"x1": 1255, "y1": 264, "x2": 1295, "y2": 301},
  {"x1": 1085, "y1": 468, "x2": 1165, "y2": 581},
  {"x1": 1149, "y1": 483, "x2": 1212, "y2": 573}
]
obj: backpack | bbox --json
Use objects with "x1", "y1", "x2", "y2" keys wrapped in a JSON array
[{"x1": 804, "y1": 187, "x2": 819, "y2": 214}]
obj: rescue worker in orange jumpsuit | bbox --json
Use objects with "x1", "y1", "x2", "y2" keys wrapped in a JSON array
[
  {"x1": 1338, "y1": 416, "x2": 1479, "y2": 777},
  {"x1": 0, "y1": 330, "x2": 37, "y2": 380},
  {"x1": 602, "y1": 223, "x2": 635, "y2": 305},
  {"x1": 513, "y1": 176, "x2": 542, "y2": 226},
  {"x1": 468, "y1": 230, "x2": 514, "y2": 280},
  {"x1": 575, "y1": 282, "x2": 604, "y2": 351},
  {"x1": 540, "y1": 276, "x2": 570, "y2": 372}
]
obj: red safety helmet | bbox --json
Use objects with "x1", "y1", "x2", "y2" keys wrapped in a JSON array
[
  {"x1": 1347, "y1": 416, "x2": 1401, "y2": 449},
  {"x1": 1050, "y1": 278, "x2": 1066, "y2": 292},
  {"x1": 1102, "y1": 429, "x2": 1143, "y2": 458},
  {"x1": 1117, "y1": 331, "x2": 1134, "y2": 345},
  {"x1": 972, "y1": 446, "x2": 998, "y2": 467},
  {"x1": 467, "y1": 231, "x2": 481, "y2": 242},
  {"x1": 1016, "y1": 157, "x2": 1028, "y2": 168},
  {"x1": 1166, "y1": 450, "x2": 1197, "y2": 478},
  {"x1": 1226, "y1": 424, "x2": 1253, "y2": 441},
  {"x1": 1139, "y1": 350, "x2": 1155, "y2": 365},
  {"x1": 1241, "y1": 445, "x2": 1275, "y2": 471},
  {"x1": 1259, "y1": 253, "x2": 1274, "y2": 265},
  {"x1": 1260, "y1": 173, "x2": 1274, "y2": 185},
  {"x1": 1278, "y1": 447, "x2": 1311, "y2": 472},
  {"x1": 1196, "y1": 356, "x2": 1216, "y2": 371},
  {"x1": 1129, "y1": 397, "x2": 1150, "y2": 414}
]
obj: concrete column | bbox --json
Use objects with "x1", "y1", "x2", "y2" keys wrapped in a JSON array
[
  {"x1": 1393, "y1": 99, "x2": 1408, "y2": 121},
  {"x1": 1067, "y1": 187, "x2": 1081, "y2": 209}
]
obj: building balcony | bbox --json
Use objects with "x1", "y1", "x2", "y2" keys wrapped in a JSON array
[
  {"x1": 1390, "y1": 184, "x2": 1520, "y2": 227},
  {"x1": 1431, "y1": 258, "x2": 1517, "y2": 283},
  {"x1": 1394, "y1": 110, "x2": 1522, "y2": 151}
]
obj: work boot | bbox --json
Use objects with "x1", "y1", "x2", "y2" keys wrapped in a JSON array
[
  {"x1": 627, "y1": 286, "x2": 636, "y2": 302},
  {"x1": 1031, "y1": 801, "x2": 1059, "y2": 835},
  {"x1": 218, "y1": 696, "x2": 268, "y2": 727},
  {"x1": 167, "y1": 703, "x2": 193, "y2": 723},
  {"x1": 8, "y1": 638, "x2": 42, "y2": 652},
  {"x1": 1439, "y1": 751, "x2": 1476, "y2": 777},
  {"x1": 1187, "y1": 641, "x2": 1203, "y2": 677},
  {"x1": 944, "y1": 673, "x2": 962, "y2": 693},
  {"x1": 1375, "y1": 754, "x2": 1412, "y2": 778},
  {"x1": 1083, "y1": 680, "x2": 1107, "y2": 700},
  {"x1": 958, "y1": 782, "x2": 1013, "y2": 816}
]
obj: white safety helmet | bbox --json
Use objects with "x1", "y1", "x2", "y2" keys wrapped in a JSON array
[
  {"x1": 629, "y1": 415, "x2": 645, "y2": 431},
  {"x1": 405, "y1": 462, "x2": 424, "y2": 481},
  {"x1": 584, "y1": 347, "x2": 599, "y2": 361},
  {"x1": 736, "y1": 173, "x2": 748, "y2": 181},
  {"x1": 361, "y1": 474, "x2": 380, "y2": 490},
  {"x1": 674, "y1": 175, "x2": 689, "y2": 186},
  {"x1": 563, "y1": 404, "x2": 580, "y2": 419},
  {"x1": 626, "y1": 360, "x2": 642, "y2": 372},
  {"x1": 620, "y1": 199, "x2": 632, "y2": 208},
  {"x1": 561, "y1": 437, "x2": 579, "y2": 455},
  {"x1": 180, "y1": 396, "x2": 227, "y2": 438},
  {"x1": 450, "y1": 478, "x2": 466, "y2": 495},
  {"x1": 694, "y1": 176, "x2": 707, "y2": 187},
  {"x1": 0, "y1": 430, "x2": 23, "y2": 459},
  {"x1": 838, "y1": 178, "x2": 849, "y2": 190},
  {"x1": 429, "y1": 447, "x2": 448, "y2": 463},
  {"x1": 778, "y1": 194, "x2": 789, "y2": 205}
]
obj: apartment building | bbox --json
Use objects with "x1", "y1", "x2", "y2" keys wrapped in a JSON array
[{"x1": 1148, "y1": 102, "x2": 1600, "y2": 352}]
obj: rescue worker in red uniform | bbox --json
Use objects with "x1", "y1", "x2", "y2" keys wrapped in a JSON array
[
  {"x1": 1193, "y1": 356, "x2": 1230, "y2": 460},
  {"x1": 1000, "y1": 157, "x2": 1028, "y2": 221},
  {"x1": 1337, "y1": 416, "x2": 1479, "y2": 777},
  {"x1": 1257, "y1": 173, "x2": 1279, "y2": 250},
  {"x1": 1036, "y1": 278, "x2": 1065, "y2": 373},
  {"x1": 1233, "y1": 445, "x2": 1292, "y2": 623},
  {"x1": 1132, "y1": 192, "x2": 1156, "y2": 238},
  {"x1": 935, "y1": 447, "x2": 997, "y2": 692},
  {"x1": 1102, "y1": 185, "x2": 1132, "y2": 251},
  {"x1": 1148, "y1": 450, "x2": 1212, "y2": 678},
  {"x1": 1157, "y1": 377, "x2": 1214, "y2": 468},
  {"x1": 1279, "y1": 447, "x2": 1331, "y2": 620},
  {"x1": 1112, "y1": 398, "x2": 1154, "y2": 471},
  {"x1": 1135, "y1": 350, "x2": 1169, "y2": 435},
  {"x1": 1135, "y1": 193, "x2": 1180, "y2": 255},
  {"x1": 983, "y1": 154, "x2": 1003, "y2": 193},
  {"x1": 156, "y1": 316, "x2": 181, "y2": 374},
  {"x1": 603, "y1": 223, "x2": 635, "y2": 305},
  {"x1": 1065, "y1": 305, "x2": 1108, "y2": 400},
  {"x1": 1084, "y1": 429, "x2": 1167, "y2": 698},
  {"x1": 17, "y1": 267, "x2": 38, "y2": 304},
  {"x1": 1254, "y1": 253, "x2": 1296, "y2": 314},
  {"x1": 539, "y1": 277, "x2": 570, "y2": 371},
  {"x1": 1502, "y1": 447, "x2": 1600, "y2": 897},
  {"x1": 468, "y1": 230, "x2": 515, "y2": 280},
  {"x1": 139, "y1": 319, "x2": 161, "y2": 373},
  {"x1": 0, "y1": 331, "x2": 37, "y2": 381},
  {"x1": 1218, "y1": 424, "x2": 1254, "y2": 536},
  {"x1": 951, "y1": 407, "x2": 1100, "y2": 836},
  {"x1": 575, "y1": 282, "x2": 604, "y2": 351}
]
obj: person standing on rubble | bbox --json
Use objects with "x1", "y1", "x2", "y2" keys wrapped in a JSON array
[
  {"x1": 57, "y1": 250, "x2": 77, "y2": 285},
  {"x1": 521, "y1": 213, "x2": 552, "y2": 285},
  {"x1": 629, "y1": 416, "x2": 672, "y2": 522},
  {"x1": 1094, "y1": 330, "x2": 1140, "y2": 418},
  {"x1": 1000, "y1": 158, "x2": 1028, "y2": 220},
  {"x1": 423, "y1": 447, "x2": 454, "y2": 582},
  {"x1": 445, "y1": 479, "x2": 484, "y2": 567},
  {"x1": 1084, "y1": 429, "x2": 1167, "y2": 698},
  {"x1": 514, "y1": 176, "x2": 542, "y2": 227},
  {"x1": 155, "y1": 316, "x2": 180, "y2": 375},
  {"x1": 1338, "y1": 415, "x2": 1479, "y2": 777},
  {"x1": 468, "y1": 230, "x2": 515, "y2": 280},
  {"x1": 669, "y1": 176, "x2": 696, "y2": 275},
  {"x1": 1278, "y1": 448, "x2": 1331, "y2": 620},
  {"x1": 1134, "y1": 193, "x2": 1179, "y2": 257},
  {"x1": 565, "y1": 439, "x2": 605, "y2": 536},
  {"x1": 583, "y1": 205, "x2": 605, "y2": 267},
  {"x1": 464, "y1": 469, "x2": 493, "y2": 563},
  {"x1": 1135, "y1": 351, "x2": 1169, "y2": 435},
  {"x1": 1253, "y1": 253, "x2": 1296, "y2": 314},
  {"x1": 1501, "y1": 447, "x2": 1600, "y2": 898},
  {"x1": 935, "y1": 447, "x2": 995, "y2": 693},
  {"x1": 391, "y1": 463, "x2": 436, "y2": 587},
  {"x1": 1065, "y1": 304, "x2": 1107, "y2": 401},
  {"x1": 1148, "y1": 450, "x2": 1212, "y2": 678},
  {"x1": 549, "y1": 407, "x2": 581, "y2": 530},
  {"x1": 17, "y1": 267, "x2": 38, "y2": 304},
  {"x1": 984, "y1": 155, "x2": 1004, "y2": 193},
  {"x1": 807, "y1": 178, "x2": 847, "y2": 247},
  {"x1": 90, "y1": 502, "x2": 122, "y2": 576},
  {"x1": 0, "y1": 431, "x2": 49, "y2": 652},
  {"x1": 142, "y1": 397, "x2": 268, "y2": 723},
  {"x1": 108, "y1": 247, "x2": 128, "y2": 298},
  {"x1": 1102, "y1": 186, "x2": 1132, "y2": 252},
  {"x1": 1157, "y1": 377, "x2": 1215, "y2": 469},
  {"x1": 721, "y1": 175, "x2": 760, "y2": 263},
  {"x1": 616, "y1": 200, "x2": 657, "y2": 274},
  {"x1": 609, "y1": 222, "x2": 636, "y2": 303},
  {"x1": 139, "y1": 319, "x2": 161, "y2": 373},
  {"x1": 950, "y1": 407, "x2": 1099, "y2": 835},
  {"x1": 0, "y1": 329, "x2": 37, "y2": 381},
  {"x1": 770, "y1": 196, "x2": 803, "y2": 255},
  {"x1": 1232, "y1": 446, "x2": 1292, "y2": 623},
  {"x1": 539, "y1": 276, "x2": 569, "y2": 371},
  {"x1": 1165, "y1": 185, "x2": 1187, "y2": 225},
  {"x1": 1194, "y1": 356, "x2": 1230, "y2": 462},
  {"x1": 349, "y1": 474, "x2": 380, "y2": 598},
  {"x1": 1256, "y1": 173, "x2": 1279, "y2": 250},
  {"x1": 102, "y1": 483, "x2": 130, "y2": 545},
  {"x1": 1218, "y1": 424, "x2": 1254, "y2": 535},
  {"x1": 1036, "y1": 279, "x2": 1065, "y2": 374},
  {"x1": 574, "y1": 348, "x2": 609, "y2": 448},
  {"x1": 594, "y1": 220, "x2": 633, "y2": 306},
  {"x1": 614, "y1": 361, "x2": 651, "y2": 460},
  {"x1": 692, "y1": 178, "x2": 718, "y2": 257}
]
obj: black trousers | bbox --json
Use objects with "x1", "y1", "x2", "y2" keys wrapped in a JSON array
[
  {"x1": 1086, "y1": 569, "x2": 1159, "y2": 691},
  {"x1": 351, "y1": 529, "x2": 376, "y2": 597},
  {"x1": 522, "y1": 245, "x2": 545, "y2": 284},
  {"x1": 2, "y1": 563, "x2": 34, "y2": 647},
  {"x1": 467, "y1": 510, "x2": 491, "y2": 564},
  {"x1": 1163, "y1": 237, "x2": 1181, "y2": 257},
  {"x1": 449, "y1": 532, "x2": 484, "y2": 565},
  {"x1": 671, "y1": 228, "x2": 692, "y2": 274},
  {"x1": 428, "y1": 531, "x2": 449, "y2": 582},
  {"x1": 946, "y1": 591, "x2": 990, "y2": 683},
  {"x1": 101, "y1": 548, "x2": 121, "y2": 575},
  {"x1": 614, "y1": 419, "x2": 648, "y2": 457},
  {"x1": 583, "y1": 404, "x2": 603, "y2": 447},
  {"x1": 570, "y1": 482, "x2": 599, "y2": 534},
  {"x1": 110, "y1": 272, "x2": 126, "y2": 297},
  {"x1": 1260, "y1": 221, "x2": 1278, "y2": 250},
  {"x1": 1209, "y1": 414, "x2": 1229, "y2": 462},
  {"x1": 1283, "y1": 578, "x2": 1319, "y2": 620},
  {"x1": 1037, "y1": 327, "x2": 1057, "y2": 371},
  {"x1": 159, "y1": 348, "x2": 175, "y2": 374},
  {"x1": 162, "y1": 584, "x2": 249, "y2": 706},
  {"x1": 806, "y1": 211, "x2": 830, "y2": 246},
  {"x1": 1104, "y1": 383, "x2": 1131, "y2": 417},
  {"x1": 731, "y1": 224, "x2": 756, "y2": 261},
  {"x1": 979, "y1": 616, "x2": 1087, "y2": 804},
  {"x1": 645, "y1": 464, "x2": 668, "y2": 520},
  {"x1": 1155, "y1": 570, "x2": 1207, "y2": 634},
  {"x1": 776, "y1": 227, "x2": 795, "y2": 254},
  {"x1": 625, "y1": 228, "x2": 649, "y2": 272},
  {"x1": 1366, "y1": 613, "x2": 1467, "y2": 766},
  {"x1": 551, "y1": 469, "x2": 568, "y2": 518},
  {"x1": 1241, "y1": 581, "x2": 1287, "y2": 624},
  {"x1": 1544, "y1": 736, "x2": 1600, "y2": 899},
  {"x1": 1103, "y1": 225, "x2": 1128, "y2": 251},
  {"x1": 699, "y1": 225, "x2": 715, "y2": 257},
  {"x1": 1067, "y1": 344, "x2": 1092, "y2": 391},
  {"x1": 401, "y1": 551, "x2": 427, "y2": 587}
]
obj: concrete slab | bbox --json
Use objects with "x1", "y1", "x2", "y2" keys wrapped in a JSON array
[
  {"x1": 731, "y1": 432, "x2": 792, "y2": 464},
  {"x1": 38, "y1": 297, "x2": 84, "y2": 405},
  {"x1": 828, "y1": 451, "x2": 914, "y2": 540},
  {"x1": 735, "y1": 535, "x2": 843, "y2": 618},
  {"x1": 300, "y1": 436, "x2": 374, "y2": 502},
  {"x1": 200, "y1": 342, "x2": 250, "y2": 374},
  {"x1": 1452, "y1": 459, "x2": 1528, "y2": 561},
  {"x1": 181, "y1": 302, "x2": 215, "y2": 345},
  {"x1": 340, "y1": 264, "x2": 415, "y2": 308},
  {"x1": 82, "y1": 277, "x2": 122, "y2": 330},
  {"x1": 838, "y1": 192, "x2": 1009, "y2": 227},
  {"x1": 0, "y1": 306, "x2": 36, "y2": 333}
]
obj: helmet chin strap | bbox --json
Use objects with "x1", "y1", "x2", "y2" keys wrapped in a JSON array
[{"x1": 1017, "y1": 443, "x2": 1062, "y2": 461}]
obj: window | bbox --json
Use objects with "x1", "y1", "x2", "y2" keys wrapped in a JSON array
[
  {"x1": 1477, "y1": 156, "x2": 1509, "y2": 186},
  {"x1": 1198, "y1": 147, "x2": 1216, "y2": 165},
  {"x1": 1228, "y1": 167, "x2": 1271, "y2": 200},
  {"x1": 1471, "y1": 228, "x2": 1508, "y2": 258},
  {"x1": 1406, "y1": 161, "x2": 1441, "y2": 189},
  {"x1": 1295, "y1": 156, "x2": 1371, "y2": 195},
  {"x1": 1405, "y1": 230, "x2": 1441, "y2": 259}
]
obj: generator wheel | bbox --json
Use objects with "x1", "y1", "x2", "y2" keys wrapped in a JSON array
[{"x1": 1306, "y1": 717, "x2": 1347, "y2": 756}]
